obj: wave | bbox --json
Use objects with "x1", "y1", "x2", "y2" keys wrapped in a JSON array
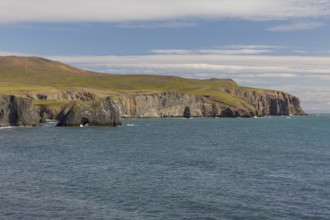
[
  {"x1": 45, "y1": 119, "x2": 59, "y2": 124},
  {"x1": 126, "y1": 124, "x2": 139, "y2": 127},
  {"x1": 0, "y1": 126, "x2": 13, "y2": 130}
]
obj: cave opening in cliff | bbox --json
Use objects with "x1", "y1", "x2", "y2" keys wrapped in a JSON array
[{"x1": 80, "y1": 117, "x2": 90, "y2": 127}]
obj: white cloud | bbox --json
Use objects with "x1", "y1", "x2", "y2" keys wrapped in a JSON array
[
  {"x1": 150, "y1": 49, "x2": 273, "y2": 55},
  {"x1": 0, "y1": 51, "x2": 34, "y2": 56},
  {"x1": 199, "y1": 49, "x2": 273, "y2": 55},
  {"x1": 267, "y1": 21, "x2": 326, "y2": 32},
  {"x1": 46, "y1": 54, "x2": 330, "y2": 77},
  {"x1": 292, "y1": 50, "x2": 307, "y2": 54},
  {"x1": 221, "y1": 45, "x2": 286, "y2": 49},
  {"x1": 150, "y1": 50, "x2": 193, "y2": 55},
  {"x1": 240, "y1": 73, "x2": 299, "y2": 78},
  {"x1": 1, "y1": 0, "x2": 330, "y2": 25},
  {"x1": 117, "y1": 21, "x2": 197, "y2": 29}
]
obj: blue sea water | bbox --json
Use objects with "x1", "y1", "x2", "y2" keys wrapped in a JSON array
[{"x1": 1, "y1": 115, "x2": 330, "y2": 219}]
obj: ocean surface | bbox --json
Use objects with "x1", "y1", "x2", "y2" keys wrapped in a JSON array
[{"x1": 1, "y1": 115, "x2": 329, "y2": 219}]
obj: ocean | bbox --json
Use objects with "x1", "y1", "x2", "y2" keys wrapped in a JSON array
[{"x1": 1, "y1": 115, "x2": 329, "y2": 219}]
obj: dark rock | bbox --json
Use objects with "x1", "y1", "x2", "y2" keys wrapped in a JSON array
[
  {"x1": 0, "y1": 95, "x2": 40, "y2": 127},
  {"x1": 37, "y1": 94, "x2": 47, "y2": 100},
  {"x1": 56, "y1": 97, "x2": 121, "y2": 127},
  {"x1": 183, "y1": 106, "x2": 191, "y2": 118}
]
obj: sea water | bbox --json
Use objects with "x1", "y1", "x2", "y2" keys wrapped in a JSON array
[{"x1": 1, "y1": 115, "x2": 329, "y2": 219}]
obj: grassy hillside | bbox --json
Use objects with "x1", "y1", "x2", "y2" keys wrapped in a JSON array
[{"x1": 0, "y1": 56, "x2": 264, "y2": 108}]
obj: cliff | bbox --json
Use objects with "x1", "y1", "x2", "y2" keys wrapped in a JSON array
[
  {"x1": 28, "y1": 89, "x2": 305, "y2": 119},
  {"x1": 0, "y1": 95, "x2": 40, "y2": 127},
  {"x1": 0, "y1": 89, "x2": 305, "y2": 127},
  {"x1": 56, "y1": 97, "x2": 121, "y2": 127},
  {"x1": 224, "y1": 89, "x2": 305, "y2": 116},
  {"x1": 114, "y1": 90, "x2": 305, "y2": 118}
]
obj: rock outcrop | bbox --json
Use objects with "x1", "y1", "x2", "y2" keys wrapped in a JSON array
[
  {"x1": 114, "y1": 91, "x2": 305, "y2": 118},
  {"x1": 56, "y1": 97, "x2": 121, "y2": 127},
  {"x1": 223, "y1": 89, "x2": 305, "y2": 116},
  {"x1": 0, "y1": 95, "x2": 40, "y2": 127}
]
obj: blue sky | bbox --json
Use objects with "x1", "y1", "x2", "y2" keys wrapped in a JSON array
[{"x1": 1, "y1": 0, "x2": 330, "y2": 112}]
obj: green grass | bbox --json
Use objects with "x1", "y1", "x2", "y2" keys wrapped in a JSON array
[
  {"x1": 33, "y1": 99, "x2": 68, "y2": 106},
  {"x1": 0, "y1": 56, "x2": 271, "y2": 108}
]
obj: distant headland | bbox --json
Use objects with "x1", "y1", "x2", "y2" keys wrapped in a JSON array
[{"x1": 0, "y1": 56, "x2": 306, "y2": 127}]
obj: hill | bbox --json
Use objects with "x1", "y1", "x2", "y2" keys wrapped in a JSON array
[{"x1": 1, "y1": 56, "x2": 256, "y2": 107}]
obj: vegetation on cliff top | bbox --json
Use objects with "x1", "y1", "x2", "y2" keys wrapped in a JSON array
[{"x1": 1, "y1": 56, "x2": 269, "y2": 108}]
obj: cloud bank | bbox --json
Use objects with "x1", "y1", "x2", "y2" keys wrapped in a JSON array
[
  {"x1": 268, "y1": 21, "x2": 326, "y2": 31},
  {"x1": 47, "y1": 53, "x2": 330, "y2": 77},
  {"x1": 1, "y1": 0, "x2": 330, "y2": 24}
]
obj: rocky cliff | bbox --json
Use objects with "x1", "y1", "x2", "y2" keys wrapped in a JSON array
[
  {"x1": 29, "y1": 88, "x2": 305, "y2": 121},
  {"x1": 10, "y1": 83, "x2": 303, "y2": 123},
  {"x1": 223, "y1": 89, "x2": 305, "y2": 116},
  {"x1": 56, "y1": 97, "x2": 121, "y2": 127},
  {"x1": 0, "y1": 88, "x2": 305, "y2": 127},
  {"x1": 114, "y1": 90, "x2": 305, "y2": 118},
  {"x1": 0, "y1": 95, "x2": 40, "y2": 127},
  {"x1": 115, "y1": 92, "x2": 234, "y2": 117}
]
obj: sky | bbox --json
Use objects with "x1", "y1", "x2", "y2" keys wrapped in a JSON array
[{"x1": 1, "y1": 0, "x2": 330, "y2": 113}]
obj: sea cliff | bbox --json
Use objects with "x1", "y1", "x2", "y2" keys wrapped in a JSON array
[
  {"x1": 30, "y1": 89, "x2": 305, "y2": 120},
  {"x1": 0, "y1": 95, "x2": 40, "y2": 127},
  {"x1": 115, "y1": 90, "x2": 305, "y2": 118},
  {"x1": 0, "y1": 88, "x2": 305, "y2": 127}
]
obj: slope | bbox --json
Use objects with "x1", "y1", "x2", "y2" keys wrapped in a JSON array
[{"x1": 0, "y1": 56, "x2": 256, "y2": 108}]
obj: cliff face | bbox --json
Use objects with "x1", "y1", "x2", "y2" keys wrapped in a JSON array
[
  {"x1": 114, "y1": 90, "x2": 305, "y2": 118},
  {"x1": 115, "y1": 92, "x2": 242, "y2": 118},
  {"x1": 224, "y1": 89, "x2": 305, "y2": 116},
  {"x1": 56, "y1": 97, "x2": 121, "y2": 127},
  {"x1": 30, "y1": 88, "x2": 305, "y2": 121},
  {"x1": 0, "y1": 95, "x2": 40, "y2": 127}
]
